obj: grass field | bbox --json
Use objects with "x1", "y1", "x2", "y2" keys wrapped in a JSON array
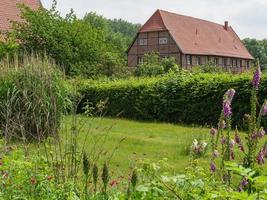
[{"x1": 62, "y1": 115, "x2": 210, "y2": 175}]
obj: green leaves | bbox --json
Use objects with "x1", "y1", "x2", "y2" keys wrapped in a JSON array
[
  {"x1": 9, "y1": 4, "x2": 134, "y2": 78},
  {"x1": 75, "y1": 73, "x2": 266, "y2": 128},
  {"x1": 225, "y1": 162, "x2": 256, "y2": 179}
]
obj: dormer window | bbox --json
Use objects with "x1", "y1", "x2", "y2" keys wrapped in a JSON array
[
  {"x1": 159, "y1": 38, "x2": 168, "y2": 45},
  {"x1": 139, "y1": 39, "x2": 147, "y2": 46}
]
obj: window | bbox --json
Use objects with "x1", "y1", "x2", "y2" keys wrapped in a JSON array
[
  {"x1": 196, "y1": 56, "x2": 201, "y2": 65},
  {"x1": 215, "y1": 58, "x2": 219, "y2": 66},
  {"x1": 223, "y1": 58, "x2": 227, "y2": 67},
  {"x1": 139, "y1": 39, "x2": 147, "y2": 46},
  {"x1": 207, "y1": 57, "x2": 211, "y2": 64},
  {"x1": 186, "y1": 55, "x2": 192, "y2": 65},
  {"x1": 237, "y1": 60, "x2": 242, "y2": 67},
  {"x1": 246, "y1": 60, "x2": 250, "y2": 68},
  {"x1": 137, "y1": 56, "x2": 145, "y2": 65},
  {"x1": 232, "y1": 59, "x2": 237, "y2": 67},
  {"x1": 159, "y1": 38, "x2": 168, "y2": 45}
]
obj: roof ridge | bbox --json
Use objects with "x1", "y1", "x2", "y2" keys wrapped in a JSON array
[{"x1": 158, "y1": 9, "x2": 226, "y2": 29}]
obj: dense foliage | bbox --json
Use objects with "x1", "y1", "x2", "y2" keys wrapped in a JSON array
[
  {"x1": 243, "y1": 38, "x2": 267, "y2": 70},
  {"x1": 7, "y1": 2, "x2": 139, "y2": 78},
  {"x1": 74, "y1": 72, "x2": 267, "y2": 128},
  {"x1": 1, "y1": 144, "x2": 267, "y2": 199},
  {"x1": 0, "y1": 56, "x2": 68, "y2": 140},
  {"x1": 83, "y1": 12, "x2": 140, "y2": 57},
  {"x1": 0, "y1": 37, "x2": 18, "y2": 60},
  {"x1": 135, "y1": 52, "x2": 179, "y2": 76}
]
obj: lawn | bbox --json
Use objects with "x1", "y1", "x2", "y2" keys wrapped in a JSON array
[{"x1": 61, "y1": 115, "x2": 210, "y2": 175}]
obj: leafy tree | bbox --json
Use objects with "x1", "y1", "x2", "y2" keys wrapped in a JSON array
[
  {"x1": 107, "y1": 18, "x2": 141, "y2": 39},
  {"x1": 0, "y1": 35, "x2": 19, "y2": 59},
  {"x1": 243, "y1": 38, "x2": 267, "y2": 70},
  {"x1": 83, "y1": 12, "x2": 140, "y2": 56},
  {"x1": 10, "y1": 2, "x2": 129, "y2": 77}
]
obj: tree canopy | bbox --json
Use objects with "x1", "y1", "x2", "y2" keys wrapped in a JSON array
[
  {"x1": 243, "y1": 38, "x2": 267, "y2": 70},
  {"x1": 7, "y1": 2, "x2": 140, "y2": 78}
]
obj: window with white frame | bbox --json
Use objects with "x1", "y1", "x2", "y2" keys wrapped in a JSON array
[
  {"x1": 138, "y1": 56, "x2": 145, "y2": 65},
  {"x1": 196, "y1": 56, "x2": 201, "y2": 65},
  {"x1": 139, "y1": 39, "x2": 147, "y2": 46},
  {"x1": 159, "y1": 37, "x2": 168, "y2": 45},
  {"x1": 186, "y1": 55, "x2": 192, "y2": 65}
]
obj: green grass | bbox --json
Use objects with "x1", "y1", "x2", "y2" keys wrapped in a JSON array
[{"x1": 62, "y1": 115, "x2": 210, "y2": 175}]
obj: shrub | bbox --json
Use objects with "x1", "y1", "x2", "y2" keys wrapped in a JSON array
[
  {"x1": 0, "y1": 55, "x2": 68, "y2": 141},
  {"x1": 192, "y1": 61, "x2": 223, "y2": 74},
  {"x1": 135, "y1": 52, "x2": 180, "y2": 77},
  {"x1": 0, "y1": 36, "x2": 19, "y2": 59},
  {"x1": 75, "y1": 72, "x2": 267, "y2": 128}
]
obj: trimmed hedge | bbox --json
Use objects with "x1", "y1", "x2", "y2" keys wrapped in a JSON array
[{"x1": 74, "y1": 73, "x2": 267, "y2": 127}]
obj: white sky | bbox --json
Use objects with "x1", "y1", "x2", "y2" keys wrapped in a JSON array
[{"x1": 41, "y1": 0, "x2": 267, "y2": 39}]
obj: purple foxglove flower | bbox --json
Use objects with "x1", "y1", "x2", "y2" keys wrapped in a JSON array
[
  {"x1": 212, "y1": 150, "x2": 219, "y2": 158},
  {"x1": 262, "y1": 103, "x2": 267, "y2": 116},
  {"x1": 210, "y1": 128, "x2": 217, "y2": 136},
  {"x1": 225, "y1": 89, "x2": 236, "y2": 103},
  {"x1": 258, "y1": 128, "x2": 266, "y2": 139},
  {"x1": 210, "y1": 162, "x2": 216, "y2": 173},
  {"x1": 252, "y1": 67, "x2": 261, "y2": 90},
  {"x1": 223, "y1": 101, "x2": 232, "y2": 117},
  {"x1": 257, "y1": 149, "x2": 265, "y2": 165},
  {"x1": 230, "y1": 139, "x2": 235, "y2": 149},
  {"x1": 238, "y1": 177, "x2": 249, "y2": 191},
  {"x1": 235, "y1": 133, "x2": 241, "y2": 144},
  {"x1": 251, "y1": 132, "x2": 258, "y2": 140},
  {"x1": 241, "y1": 177, "x2": 249, "y2": 186}
]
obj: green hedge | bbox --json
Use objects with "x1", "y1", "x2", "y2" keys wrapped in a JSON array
[{"x1": 74, "y1": 73, "x2": 267, "y2": 127}]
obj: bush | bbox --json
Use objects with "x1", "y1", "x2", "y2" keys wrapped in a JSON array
[
  {"x1": 0, "y1": 36, "x2": 19, "y2": 59},
  {"x1": 135, "y1": 52, "x2": 180, "y2": 77},
  {"x1": 75, "y1": 72, "x2": 267, "y2": 128},
  {"x1": 0, "y1": 56, "x2": 68, "y2": 141},
  {"x1": 192, "y1": 61, "x2": 223, "y2": 74}
]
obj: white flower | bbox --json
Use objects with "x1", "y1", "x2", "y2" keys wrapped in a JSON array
[{"x1": 201, "y1": 142, "x2": 208, "y2": 149}]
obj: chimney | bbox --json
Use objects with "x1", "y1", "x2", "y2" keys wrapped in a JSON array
[{"x1": 224, "y1": 21, "x2": 229, "y2": 31}]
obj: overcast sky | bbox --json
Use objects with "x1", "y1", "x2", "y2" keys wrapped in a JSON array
[{"x1": 41, "y1": 0, "x2": 267, "y2": 39}]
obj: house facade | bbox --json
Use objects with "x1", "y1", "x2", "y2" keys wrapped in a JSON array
[
  {"x1": 127, "y1": 10, "x2": 254, "y2": 72},
  {"x1": 0, "y1": 0, "x2": 41, "y2": 33}
]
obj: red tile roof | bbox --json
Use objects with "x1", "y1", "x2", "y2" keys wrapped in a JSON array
[
  {"x1": 0, "y1": 0, "x2": 41, "y2": 32},
  {"x1": 139, "y1": 10, "x2": 253, "y2": 60}
]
